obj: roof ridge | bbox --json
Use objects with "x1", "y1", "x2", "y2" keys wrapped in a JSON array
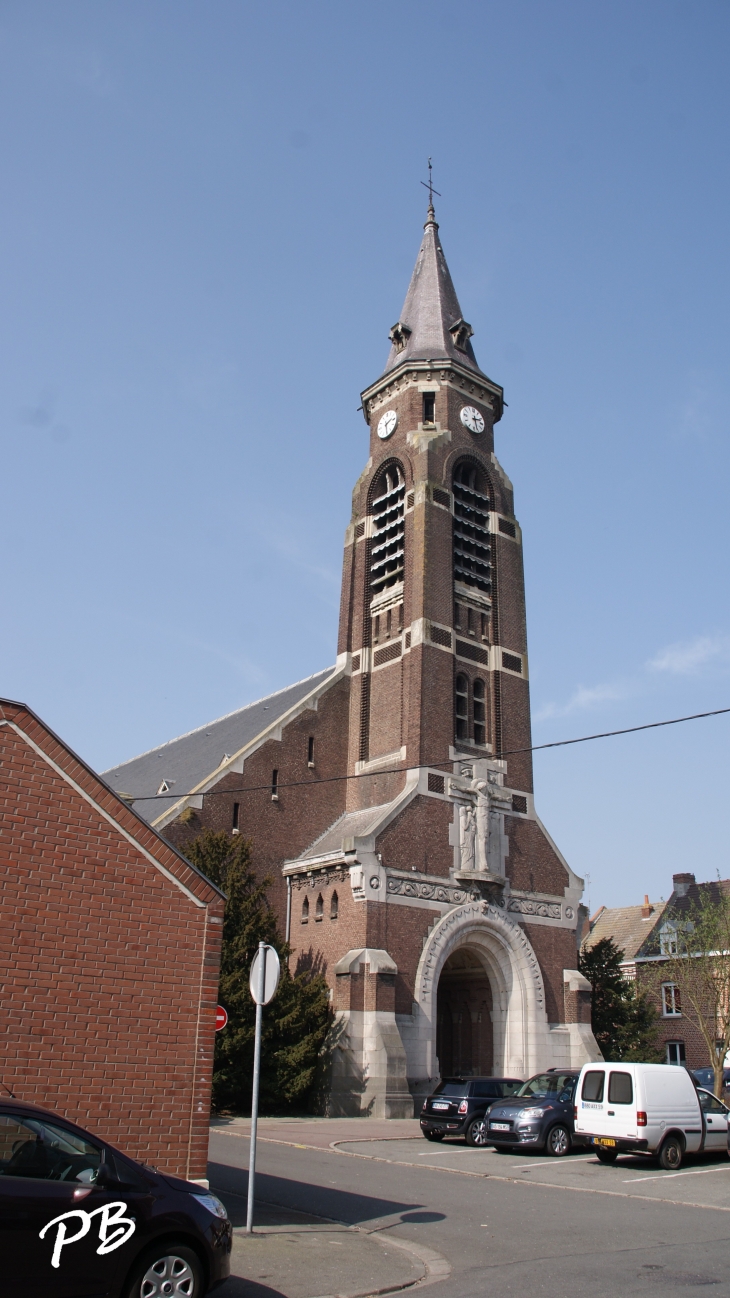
[{"x1": 103, "y1": 665, "x2": 335, "y2": 773}]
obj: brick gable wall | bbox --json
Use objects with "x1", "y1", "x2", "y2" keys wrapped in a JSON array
[{"x1": 0, "y1": 702, "x2": 222, "y2": 1179}]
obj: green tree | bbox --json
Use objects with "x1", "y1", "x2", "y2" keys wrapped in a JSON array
[
  {"x1": 579, "y1": 937, "x2": 662, "y2": 1062},
  {"x1": 184, "y1": 830, "x2": 332, "y2": 1113}
]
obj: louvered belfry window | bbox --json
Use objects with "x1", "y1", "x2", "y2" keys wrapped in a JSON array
[
  {"x1": 452, "y1": 462, "x2": 491, "y2": 593},
  {"x1": 370, "y1": 463, "x2": 406, "y2": 594}
]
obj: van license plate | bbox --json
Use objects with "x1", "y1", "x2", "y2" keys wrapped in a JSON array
[{"x1": 594, "y1": 1138, "x2": 616, "y2": 1147}]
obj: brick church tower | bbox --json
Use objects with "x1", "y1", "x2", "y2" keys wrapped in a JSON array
[{"x1": 106, "y1": 202, "x2": 601, "y2": 1117}]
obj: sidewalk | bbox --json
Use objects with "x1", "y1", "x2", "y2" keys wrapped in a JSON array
[
  {"x1": 216, "y1": 1193, "x2": 430, "y2": 1298},
  {"x1": 211, "y1": 1116, "x2": 422, "y2": 1151}
]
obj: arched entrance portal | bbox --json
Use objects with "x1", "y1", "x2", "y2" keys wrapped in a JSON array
[{"x1": 436, "y1": 949, "x2": 493, "y2": 1077}]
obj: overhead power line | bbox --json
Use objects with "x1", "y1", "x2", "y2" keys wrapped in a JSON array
[{"x1": 121, "y1": 705, "x2": 730, "y2": 804}]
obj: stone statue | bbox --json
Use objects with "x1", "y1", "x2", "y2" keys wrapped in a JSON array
[
  {"x1": 474, "y1": 781, "x2": 490, "y2": 873},
  {"x1": 459, "y1": 803, "x2": 477, "y2": 873}
]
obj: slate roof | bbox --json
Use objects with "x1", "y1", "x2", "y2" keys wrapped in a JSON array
[
  {"x1": 382, "y1": 204, "x2": 487, "y2": 379},
  {"x1": 103, "y1": 667, "x2": 336, "y2": 826},
  {"x1": 287, "y1": 802, "x2": 394, "y2": 866},
  {"x1": 583, "y1": 899, "x2": 668, "y2": 963}
]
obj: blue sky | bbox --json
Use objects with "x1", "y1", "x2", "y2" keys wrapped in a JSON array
[{"x1": 1, "y1": 1, "x2": 728, "y2": 907}]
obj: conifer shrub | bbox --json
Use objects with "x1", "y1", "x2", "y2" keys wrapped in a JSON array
[{"x1": 183, "y1": 830, "x2": 332, "y2": 1114}]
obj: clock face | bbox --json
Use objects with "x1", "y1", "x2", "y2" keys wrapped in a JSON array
[
  {"x1": 460, "y1": 405, "x2": 485, "y2": 434},
  {"x1": 377, "y1": 409, "x2": 398, "y2": 440}
]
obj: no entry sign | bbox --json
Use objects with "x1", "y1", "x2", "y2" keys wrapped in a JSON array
[{"x1": 215, "y1": 1005, "x2": 228, "y2": 1031}]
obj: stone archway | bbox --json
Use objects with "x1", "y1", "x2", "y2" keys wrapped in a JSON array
[{"x1": 410, "y1": 900, "x2": 550, "y2": 1083}]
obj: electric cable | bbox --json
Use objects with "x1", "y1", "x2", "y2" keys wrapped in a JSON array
[{"x1": 118, "y1": 705, "x2": 730, "y2": 803}]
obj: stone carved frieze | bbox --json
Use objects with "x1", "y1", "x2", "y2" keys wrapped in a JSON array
[
  {"x1": 291, "y1": 866, "x2": 350, "y2": 890},
  {"x1": 507, "y1": 897, "x2": 562, "y2": 920},
  {"x1": 387, "y1": 876, "x2": 476, "y2": 905}
]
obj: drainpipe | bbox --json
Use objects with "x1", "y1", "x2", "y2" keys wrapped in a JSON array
[{"x1": 285, "y1": 875, "x2": 292, "y2": 962}]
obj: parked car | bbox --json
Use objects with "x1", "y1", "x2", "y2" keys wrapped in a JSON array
[
  {"x1": 0, "y1": 1097, "x2": 231, "y2": 1297},
  {"x1": 692, "y1": 1067, "x2": 730, "y2": 1095},
  {"x1": 486, "y1": 1071, "x2": 584, "y2": 1156},
  {"x1": 420, "y1": 1077, "x2": 523, "y2": 1145},
  {"x1": 575, "y1": 1062, "x2": 729, "y2": 1169}
]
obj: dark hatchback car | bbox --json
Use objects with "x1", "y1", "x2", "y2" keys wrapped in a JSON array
[
  {"x1": 0, "y1": 1098, "x2": 231, "y2": 1297},
  {"x1": 420, "y1": 1077, "x2": 523, "y2": 1146},
  {"x1": 486, "y1": 1070, "x2": 585, "y2": 1157}
]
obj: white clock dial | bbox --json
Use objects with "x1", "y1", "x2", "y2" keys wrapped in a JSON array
[
  {"x1": 460, "y1": 405, "x2": 485, "y2": 434},
  {"x1": 377, "y1": 409, "x2": 398, "y2": 440}
]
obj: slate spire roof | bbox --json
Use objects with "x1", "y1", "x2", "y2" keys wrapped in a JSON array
[{"x1": 382, "y1": 202, "x2": 486, "y2": 378}]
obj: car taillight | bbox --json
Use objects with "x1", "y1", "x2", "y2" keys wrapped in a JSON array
[
  {"x1": 637, "y1": 1111, "x2": 647, "y2": 1127},
  {"x1": 573, "y1": 1106, "x2": 578, "y2": 1120},
  {"x1": 458, "y1": 1100, "x2": 468, "y2": 1114}
]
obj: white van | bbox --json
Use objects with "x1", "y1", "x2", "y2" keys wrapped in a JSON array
[{"x1": 574, "y1": 1062, "x2": 728, "y2": 1169}]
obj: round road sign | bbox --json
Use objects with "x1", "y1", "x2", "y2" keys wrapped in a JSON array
[
  {"x1": 249, "y1": 945, "x2": 281, "y2": 1006},
  {"x1": 215, "y1": 1005, "x2": 228, "y2": 1031}
]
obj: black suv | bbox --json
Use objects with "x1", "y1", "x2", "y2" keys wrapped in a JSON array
[
  {"x1": 486, "y1": 1070, "x2": 585, "y2": 1156},
  {"x1": 0, "y1": 1097, "x2": 232, "y2": 1297},
  {"x1": 420, "y1": 1077, "x2": 523, "y2": 1146}
]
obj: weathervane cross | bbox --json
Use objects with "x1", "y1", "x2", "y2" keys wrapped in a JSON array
[{"x1": 420, "y1": 157, "x2": 441, "y2": 209}]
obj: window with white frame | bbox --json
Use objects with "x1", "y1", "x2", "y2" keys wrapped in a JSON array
[
  {"x1": 661, "y1": 983, "x2": 681, "y2": 1016},
  {"x1": 659, "y1": 923, "x2": 679, "y2": 955}
]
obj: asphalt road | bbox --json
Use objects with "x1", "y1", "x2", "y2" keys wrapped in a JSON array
[{"x1": 209, "y1": 1125, "x2": 730, "y2": 1298}]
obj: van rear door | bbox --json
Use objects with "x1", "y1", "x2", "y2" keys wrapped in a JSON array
[
  {"x1": 605, "y1": 1069, "x2": 637, "y2": 1139},
  {"x1": 578, "y1": 1068, "x2": 608, "y2": 1137}
]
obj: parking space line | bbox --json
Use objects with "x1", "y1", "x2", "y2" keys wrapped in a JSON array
[{"x1": 622, "y1": 1165, "x2": 730, "y2": 1184}]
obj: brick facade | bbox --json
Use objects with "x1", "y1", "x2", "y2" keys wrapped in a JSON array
[{"x1": 0, "y1": 701, "x2": 224, "y2": 1179}]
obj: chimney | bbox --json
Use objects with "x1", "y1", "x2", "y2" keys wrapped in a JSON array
[
  {"x1": 641, "y1": 894, "x2": 652, "y2": 919},
  {"x1": 673, "y1": 873, "x2": 695, "y2": 898}
]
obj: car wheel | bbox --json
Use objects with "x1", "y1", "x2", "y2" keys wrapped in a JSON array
[
  {"x1": 124, "y1": 1243, "x2": 203, "y2": 1298},
  {"x1": 595, "y1": 1147, "x2": 618, "y2": 1165},
  {"x1": 546, "y1": 1124, "x2": 571, "y2": 1157},
  {"x1": 423, "y1": 1131, "x2": 444, "y2": 1142},
  {"x1": 466, "y1": 1116, "x2": 490, "y2": 1147},
  {"x1": 658, "y1": 1135, "x2": 683, "y2": 1171}
]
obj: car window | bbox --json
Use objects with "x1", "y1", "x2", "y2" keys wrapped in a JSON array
[
  {"x1": 698, "y1": 1089, "x2": 728, "y2": 1115},
  {"x1": 516, "y1": 1073, "x2": 576, "y2": 1099},
  {"x1": 433, "y1": 1080, "x2": 469, "y2": 1097},
  {"x1": 608, "y1": 1072, "x2": 633, "y2": 1105},
  {"x1": 500, "y1": 1080, "x2": 524, "y2": 1096},
  {"x1": 472, "y1": 1082, "x2": 498, "y2": 1098},
  {"x1": 582, "y1": 1071, "x2": 605, "y2": 1103},
  {"x1": 0, "y1": 1115, "x2": 101, "y2": 1182}
]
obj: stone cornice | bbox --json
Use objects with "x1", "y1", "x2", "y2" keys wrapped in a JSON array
[{"x1": 361, "y1": 360, "x2": 504, "y2": 424}]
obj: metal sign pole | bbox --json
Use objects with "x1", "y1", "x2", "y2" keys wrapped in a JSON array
[{"x1": 246, "y1": 941, "x2": 266, "y2": 1234}]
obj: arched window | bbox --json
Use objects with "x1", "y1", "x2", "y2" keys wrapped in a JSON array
[
  {"x1": 301, "y1": 895, "x2": 309, "y2": 924},
  {"x1": 452, "y1": 462, "x2": 491, "y2": 594},
  {"x1": 315, "y1": 894, "x2": 324, "y2": 922},
  {"x1": 370, "y1": 462, "x2": 405, "y2": 594},
  {"x1": 473, "y1": 678, "x2": 486, "y2": 746},
  {"x1": 455, "y1": 673, "x2": 468, "y2": 741},
  {"x1": 331, "y1": 891, "x2": 339, "y2": 920}
]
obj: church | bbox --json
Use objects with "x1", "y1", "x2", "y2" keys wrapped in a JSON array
[{"x1": 105, "y1": 200, "x2": 601, "y2": 1117}]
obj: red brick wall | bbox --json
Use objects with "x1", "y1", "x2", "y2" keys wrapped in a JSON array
[
  {"x1": 522, "y1": 923, "x2": 580, "y2": 1023},
  {"x1": 166, "y1": 677, "x2": 352, "y2": 931},
  {"x1": 377, "y1": 796, "x2": 454, "y2": 878},
  {"x1": 0, "y1": 703, "x2": 223, "y2": 1180},
  {"x1": 506, "y1": 816, "x2": 569, "y2": 895}
]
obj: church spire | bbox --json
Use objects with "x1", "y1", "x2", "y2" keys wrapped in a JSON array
[{"x1": 383, "y1": 202, "x2": 485, "y2": 378}]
